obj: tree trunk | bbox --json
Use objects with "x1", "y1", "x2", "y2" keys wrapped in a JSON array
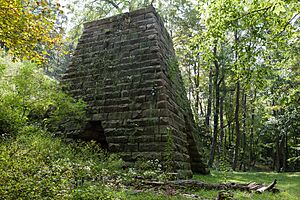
[
  {"x1": 232, "y1": 30, "x2": 240, "y2": 171},
  {"x1": 228, "y1": 93, "x2": 233, "y2": 149},
  {"x1": 232, "y1": 80, "x2": 240, "y2": 171},
  {"x1": 199, "y1": 98, "x2": 204, "y2": 116},
  {"x1": 249, "y1": 90, "x2": 256, "y2": 166},
  {"x1": 188, "y1": 62, "x2": 192, "y2": 101},
  {"x1": 284, "y1": 132, "x2": 288, "y2": 171},
  {"x1": 275, "y1": 135, "x2": 281, "y2": 172},
  {"x1": 208, "y1": 42, "x2": 220, "y2": 167},
  {"x1": 193, "y1": 57, "x2": 200, "y2": 116},
  {"x1": 219, "y1": 73, "x2": 225, "y2": 153},
  {"x1": 281, "y1": 134, "x2": 286, "y2": 171},
  {"x1": 241, "y1": 89, "x2": 247, "y2": 171},
  {"x1": 226, "y1": 120, "x2": 230, "y2": 148},
  {"x1": 206, "y1": 65, "x2": 213, "y2": 129}
]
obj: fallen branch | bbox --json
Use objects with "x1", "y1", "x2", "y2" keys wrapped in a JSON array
[
  {"x1": 138, "y1": 179, "x2": 279, "y2": 193},
  {"x1": 256, "y1": 179, "x2": 277, "y2": 193}
]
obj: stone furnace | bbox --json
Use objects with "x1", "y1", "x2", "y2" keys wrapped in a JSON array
[{"x1": 62, "y1": 6, "x2": 208, "y2": 177}]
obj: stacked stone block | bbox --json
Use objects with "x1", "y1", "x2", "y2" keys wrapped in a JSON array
[{"x1": 62, "y1": 6, "x2": 208, "y2": 177}]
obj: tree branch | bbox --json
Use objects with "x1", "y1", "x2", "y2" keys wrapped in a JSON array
[
  {"x1": 217, "y1": 75, "x2": 224, "y2": 87},
  {"x1": 91, "y1": 0, "x2": 120, "y2": 10},
  {"x1": 274, "y1": 13, "x2": 299, "y2": 38},
  {"x1": 232, "y1": 5, "x2": 273, "y2": 22},
  {"x1": 104, "y1": 0, "x2": 120, "y2": 9},
  {"x1": 139, "y1": 179, "x2": 279, "y2": 193}
]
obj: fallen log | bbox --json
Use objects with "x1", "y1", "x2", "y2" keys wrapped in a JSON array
[
  {"x1": 139, "y1": 179, "x2": 279, "y2": 193},
  {"x1": 256, "y1": 179, "x2": 277, "y2": 193}
]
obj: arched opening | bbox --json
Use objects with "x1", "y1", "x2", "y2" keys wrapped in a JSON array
[{"x1": 82, "y1": 121, "x2": 108, "y2": 150}]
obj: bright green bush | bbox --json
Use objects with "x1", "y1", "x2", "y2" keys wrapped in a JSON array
[
  {"x1": 0, "y1": 53, "x2": 127, "y2": 199},
  {"x1": 0, "y1": 126, "x2": 125, "y2": 199},
  {"x1": 0, "y1": 54, "x2": 86, "y2": 138}
]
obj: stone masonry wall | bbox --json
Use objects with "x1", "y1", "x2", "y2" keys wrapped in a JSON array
[{"x1": 62, "y1": 6, "x2": 208, "y2": 177}]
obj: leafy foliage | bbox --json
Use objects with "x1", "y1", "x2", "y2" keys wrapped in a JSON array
[
  {"x1": 170, "y1": 0, "x2": 300, "y2": 171},
  {"x1": 0, "y1": 55, "x2": 125, "y2": 198},
  {"x1": 0, "y1": 53, "x2": 86, "y2": 138},
  {"x1": 0, "y1": 0, "x2": 62, "y2": 63}
]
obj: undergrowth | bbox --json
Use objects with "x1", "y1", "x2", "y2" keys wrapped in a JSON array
[
  {"x1": 0, "y1": 127, "x2": 190, "y2": 200},
  {"x1": 0, "y1": 127, "x2": 125, "y2": 199}
]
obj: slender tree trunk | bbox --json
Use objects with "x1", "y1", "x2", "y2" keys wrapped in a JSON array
[
  {"x1": 208, "y1": 42, "x2": 220, "y2": 167},
  {"x1": 284, "y1": 131, "x2": 288, "y2": 171},
  {"x1": 195, "y1": 92, "x2": 199, "y2": 114},
  {"x1": 282, "y1": 134, "x2": 286, "y2": 171},
  {"x1": 231, "y1": 122, "x2": 234, "y2": 147},
  {"x1": 206, "y1": 65, "x2": 213, "y2": 129},
  {"x1": 226, "y1": 121, "x2": 230, "y2": 148},
  {"x1": 232, "y1": 30, "x2": 240, "y2": 171},
  {"x1": 240, "y1": 89, "x2": 247, "y2": 171},
  {"x1": 275, "y1": 135, "x2": 281, "y2": 172},
  {"x1": 219, "y1": 77, "x2": 225, "y2": 153},
  {"x1": 228, "y1": 93, "x2": 233, "y2": 149},
  {"x1": 188, "y1": 62, "x2": 192, "y2": 101},
  {"x1": 232, "y1": 80, "x2": 240, "y2": 171},
  {"x1": 270, "y1": 95, "x2": 281, "y2": 172},
  {"x1": 227, "y1": 121, "x2": 230, "y2": 148},
  {"x1": 250, "y1": 109, "x2": 255, "y2": 166},
  {"x1": 249, "y1": 89, "x2": 256, "y2": 166},
  {"x1": 193, "y1": 59, "x2": 200, "y2": 116},
  {"x1": 199, "y1": 99, "x2": 204, "y2": 116}
]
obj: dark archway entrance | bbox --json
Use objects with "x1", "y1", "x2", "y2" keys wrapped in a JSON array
[{"x1": 82, "y1": 121, "x2": 108, "y2": 150}]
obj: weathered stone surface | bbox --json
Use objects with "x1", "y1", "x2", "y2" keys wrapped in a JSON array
[{"x1": 62, "y1": 6, "x2": 208, "y2": 178}]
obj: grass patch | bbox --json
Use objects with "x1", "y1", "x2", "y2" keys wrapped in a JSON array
[
  {"x1": 193, "y1": 170, "x2": 300, "y2": 200},
  {"x1": 124, "y1": 192, "x2": 189, "y2": 200}
]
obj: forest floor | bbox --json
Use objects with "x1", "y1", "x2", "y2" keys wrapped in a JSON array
[
  {"x1": 126, "y1": 171, "x2": 300, "y2": 200},
  {"x1": 1, "y1": 131, "x2": 299, "y2": 199},
  {"x1": 192, "y1": 171, "x2": 300, "y2": 200}
]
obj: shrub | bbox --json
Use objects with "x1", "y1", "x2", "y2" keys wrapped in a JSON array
[
  {"x1": 0, "y1": 54, "x2": 86, "y2": 138},
  {"x1": 0, "y1": 127, "x2": 125, "y2": 199},
  {"x1": 0, "y1": 53, "x2": 126, "y2": 199}
]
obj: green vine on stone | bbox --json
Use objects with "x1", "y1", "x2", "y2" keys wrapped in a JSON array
[
  {"x1": 167, "y1": 58, "x2": 179, "y2": 84},
  {"x1": 166, "y1": 58, "x2": 189, "y2": 113}
]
